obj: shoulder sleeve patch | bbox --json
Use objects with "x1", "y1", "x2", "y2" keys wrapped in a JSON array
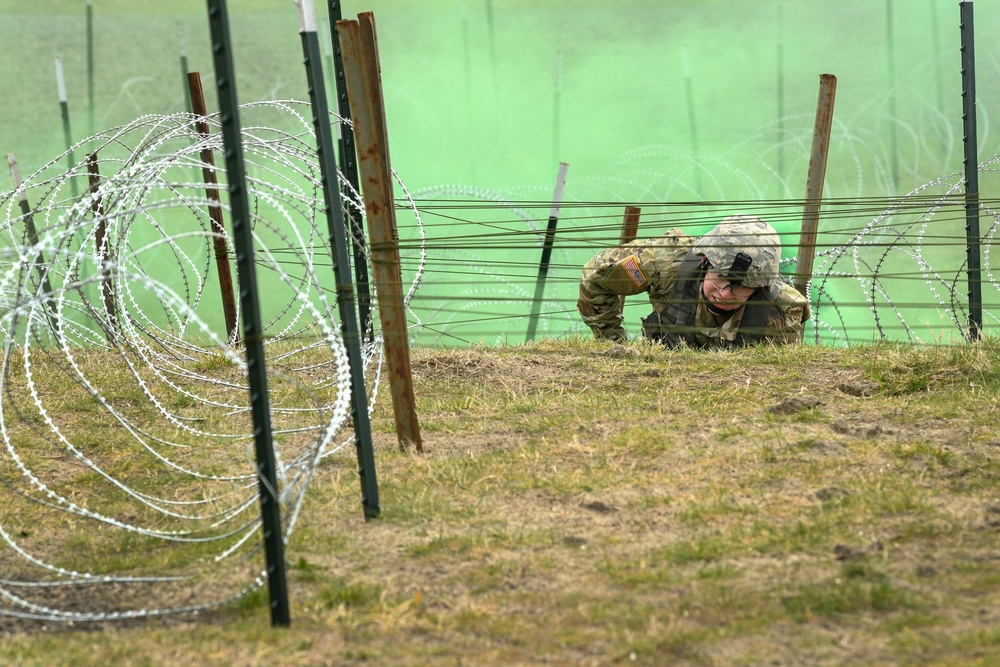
[{"x1": 621, "y1": 255, "x2": 646, "y2": 288}]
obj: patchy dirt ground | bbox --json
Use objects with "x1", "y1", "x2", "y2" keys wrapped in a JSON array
[
  {"x1": 290, "y1": 341, "x2": 1000, "y2": 666},
  {"x1": 2, "y1": 340, "x2": 999, "y2": 666}
]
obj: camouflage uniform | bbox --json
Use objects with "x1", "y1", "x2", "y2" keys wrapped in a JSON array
[{"x1": 577, "y1": 227, "x2": 809, "y2": 347}]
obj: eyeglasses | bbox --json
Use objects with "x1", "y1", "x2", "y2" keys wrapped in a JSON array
[{"x1": 704, "y1": 270, "x2": 755, "y2": 300}]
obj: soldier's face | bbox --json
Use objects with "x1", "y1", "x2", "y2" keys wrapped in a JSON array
[{"x1": 703, "y1": 270, "x2": 754, "y2": 311}]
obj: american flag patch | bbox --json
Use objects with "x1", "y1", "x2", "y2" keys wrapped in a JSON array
[{"x1": 622, "y1": 255, "x2": 645, "y2": 287}]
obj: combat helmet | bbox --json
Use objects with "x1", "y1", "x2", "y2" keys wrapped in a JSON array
[{"x1": 691, "y1": 215, "x2": 781, "y2": 289}]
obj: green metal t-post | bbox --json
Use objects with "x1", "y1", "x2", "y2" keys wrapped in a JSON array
[
  {"x1": 960, "y1": 0, "x2": 983, "y2": 341},
  {"x1": 86, "y1": 0, "x2": 94, "y2": 139},
  {"x1": 327, "y1": 0, "x2": 374, "y2": 343},
  {"x1": 526, "y1": 162, "x2": 569, "y2": 342},
  {"x1": 205, "y1": 0, "x2": 291, "y2": 628},
  {"x1": 299, "y1": 0, "x2": 381, "y2": 519}
]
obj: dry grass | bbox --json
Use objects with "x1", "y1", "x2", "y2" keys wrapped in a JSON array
[{"x1": 2, "y1": 337, "x2": 1000, "y2": 666}]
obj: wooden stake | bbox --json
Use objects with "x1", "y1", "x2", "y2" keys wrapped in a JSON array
[
  {"x1": 619, "y1": 206, "x2": 641, "y2": 246},
  {"x1": 187, "y1": 71, "x2": 239, "y2": 345},
  {"x1": 337, "y1": 12, "x2": 422, "y2": 452},
  {"x1": 794, "y1": 74, "x2": 836, "y2": 302},
  {"x1": 618, "y1": 206, "x2": 641, "y2": 310},
  {"x1": 86, "y1": 152, "x2": 117, "y2": 342}
]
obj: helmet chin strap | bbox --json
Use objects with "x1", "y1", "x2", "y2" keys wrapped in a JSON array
[{"x1": 706, "y1": 299, "x2": 739, "y2": 316}]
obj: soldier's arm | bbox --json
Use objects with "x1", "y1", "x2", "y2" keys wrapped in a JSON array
[
  {"x1": 576, "y1": 241, "x2": 653, "y2": 340},
  {"x1": 577, "y1": 231, "x2": 693, "y2": 340},
  {"x1": 762, "y1": 282, "x2": 810, "y2": 345},
  {"x1": 636, "y1": 231, "x2": 691, "y2": 318}
]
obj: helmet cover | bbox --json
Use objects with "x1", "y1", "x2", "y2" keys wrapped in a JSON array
[{"x1": 691, "y1": 215, "x2": 781, "y2": 289}]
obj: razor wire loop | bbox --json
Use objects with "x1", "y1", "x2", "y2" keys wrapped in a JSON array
[
  {"x1": 801, "y1": 159, "x2": 1000, "y2": 344},
  {"x1": 0, "y1": 97, "x2": 996, "y2": 623},
  {"x1": 0, "y1": 100, "x2": 425, "y2": 623}
]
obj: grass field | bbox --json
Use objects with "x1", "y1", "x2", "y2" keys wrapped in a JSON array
[{"x1": 1, "y1": 337, "x2": 998, "y2": 665}]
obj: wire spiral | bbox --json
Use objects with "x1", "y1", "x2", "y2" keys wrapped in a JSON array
[{"x1": 0, "y1": 101, "x2": 424, "y2": 624}]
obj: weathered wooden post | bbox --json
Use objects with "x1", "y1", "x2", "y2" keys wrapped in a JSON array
[
  {"x1": 794, "y1": 74, "x2": 837, "y2": 302},
  {"x1": 619, "y1": 206, "x2": 641, "y2": 246},
  {"x1": 86, "y1": 152, "x2": 117, "y2": 342},
  {"x1": 187, "y1": 71, "x2": 240, "y2": 344},
  {"x1": 338, "y1": 12, "x2": 422, "y2": 452},
  {"x1": 55, "y1": 57, "x2": 78, "y2": 199},
  {"x1": 618, "y1": 206, "x2": 641, "y2": 311}
]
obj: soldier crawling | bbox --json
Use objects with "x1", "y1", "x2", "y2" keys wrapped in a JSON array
[{"x1": 577, "y1": 215, "x2": 809, "y2": 348}]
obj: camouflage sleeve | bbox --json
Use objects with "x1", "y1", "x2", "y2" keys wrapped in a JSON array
[
  {"x1": 762, "y1": 282, "x2": 811, "y2": 345},
  {"x1": 577, "y1": 230, "x2": 693, "y2": 340}
]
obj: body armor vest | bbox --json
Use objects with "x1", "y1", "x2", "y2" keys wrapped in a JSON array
[{"x1": 642, "y1": 250, "x2": 780, "y2": 348}]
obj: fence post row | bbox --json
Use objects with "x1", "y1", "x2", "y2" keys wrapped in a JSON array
[
  {"x1": 297, "y1": 0, "x2": 382, "y2": 516},
  {"x1": 204, "y1": 0, "x2": 290, "y2": 628},
  {"x1": 337, "y1": 12, "x2": 423, "y2": 453}
]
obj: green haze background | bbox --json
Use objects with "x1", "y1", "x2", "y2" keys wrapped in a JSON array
[{"x1": 0, "y1": 0, "x2": 997, "y2": 345}]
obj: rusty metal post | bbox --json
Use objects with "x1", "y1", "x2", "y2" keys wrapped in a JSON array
[
  {"x1": 187, "y1": 71, "x2": 240, "y2": 345},
  {"x1": 794, "y1": 74, "x2": 837, "y2": 301},
  {"x1": 86, "y1": 152, "x2": 117, "y2": 342},
  {"x1": 619, "y1": 206, "x2": 641, "y2": 246},
  {"x1": 618, "y1": 206, "x2": 641, "y2": 311},
  {"x1": 337, "y1": 13, "x2": 422, "y2": 453}
]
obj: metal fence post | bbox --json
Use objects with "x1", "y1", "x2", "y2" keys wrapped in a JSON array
[{"x1": 204, "y1": 0, "x2": 290, "y2": 628}]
